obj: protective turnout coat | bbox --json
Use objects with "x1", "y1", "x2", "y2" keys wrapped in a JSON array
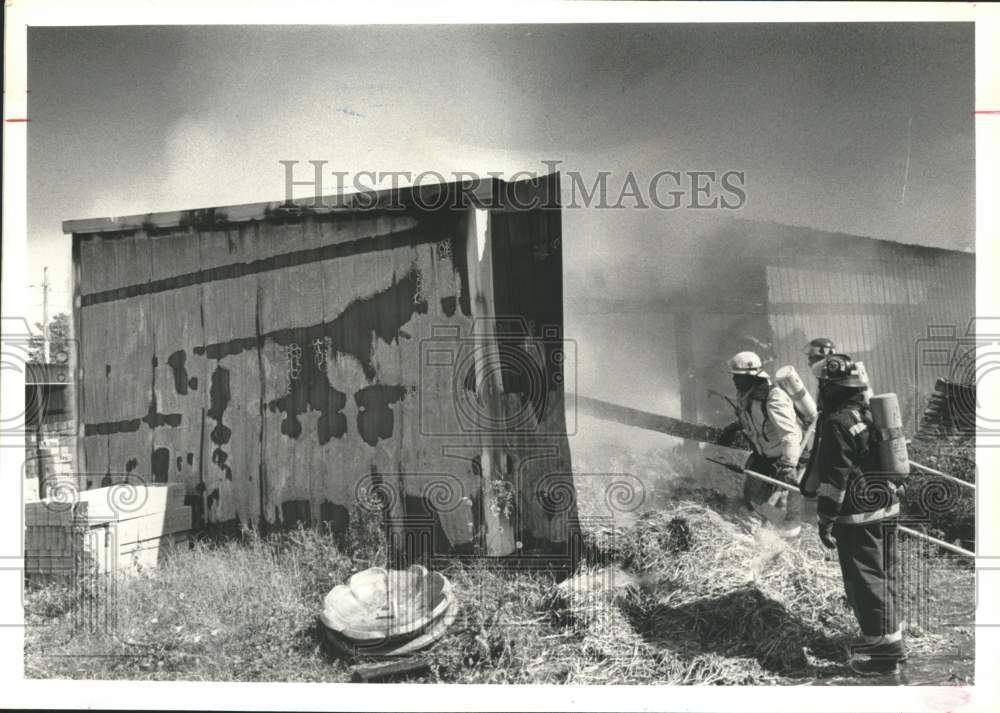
[{"x1": 736, "y1": 385, "x2": 803, "y2": 466}]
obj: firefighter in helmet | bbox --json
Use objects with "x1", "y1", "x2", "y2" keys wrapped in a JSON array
[
  {"x1": 724, "y1": 351, "x2": 804, "y2": 538},
  {"x1": 805, "y1": 336, "x2": 837, "y2": 367},
  {"x1": 800, "y1": 337, "x2": 837, "y2": 496},
  {"x1": 814, "y1": 354, "x2": 906, "y2": 676}
]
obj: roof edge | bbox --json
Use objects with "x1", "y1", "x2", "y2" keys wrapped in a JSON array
[
  {"x1": 723, "y1": 217, "x2": 975, "y2": 257},
  {"x1": 63, "y1": 173, "x2": 559, "y2": 236}
]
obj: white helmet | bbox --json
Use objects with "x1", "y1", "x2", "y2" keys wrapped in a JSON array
[{"x1": 729, "y1": 351, "x2": 769, "y2": 379}]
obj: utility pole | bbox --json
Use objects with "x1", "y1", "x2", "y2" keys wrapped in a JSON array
[{"x1": 41, "y1": 266, "x2": 50, "y2": 363}]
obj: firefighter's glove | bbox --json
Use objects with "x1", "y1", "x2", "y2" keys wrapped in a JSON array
[
  {"x1": 818, "y1": 521, "x2": 837, "y2": 550},
  {"x1": 718, "y1": 422, "x2": 742, "y2": 448},
  {"x1": 775, "y1": 461, "x2": 798, "y2": 485}
]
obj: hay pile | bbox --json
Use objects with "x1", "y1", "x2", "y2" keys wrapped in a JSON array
[
  {"x1": 561, "y1": 502, "x2": 859, "y2": 681},
  {"x1": 424, "y1": 499, "x2": 973, "y2": 684},
  {"x1": 424, "y1": 502, "x2": 860, "y2": 684}
]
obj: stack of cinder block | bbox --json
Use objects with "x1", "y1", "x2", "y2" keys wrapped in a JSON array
[{"x1": 24, "y1": 483, "x2": 192, "y2": 579}]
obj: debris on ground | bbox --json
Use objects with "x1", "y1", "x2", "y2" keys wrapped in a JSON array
[
  {"x1": 350, "y1": 655, "x2": 432, "y2": 682},
  {"x1": 319, "y1": 564, "x2": 456, "y2": 658},
  {"x1": 23, "y1": 491, "x2": 975, "y2": 685},
  {"x1": 556, "y1": 566, "x2": 641, "y2": 602}
]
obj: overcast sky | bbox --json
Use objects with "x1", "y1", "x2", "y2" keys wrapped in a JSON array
[{"x1": 27, "y1": 23, "x2": 974, "y2": 325}]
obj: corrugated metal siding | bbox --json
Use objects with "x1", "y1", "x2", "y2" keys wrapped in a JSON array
[
  {"x1": 564, "y1": 220, "x2": 973, "y2": 439},
  {"x1": 766, "y1": 248, "x2": 974, "y2": 431}
]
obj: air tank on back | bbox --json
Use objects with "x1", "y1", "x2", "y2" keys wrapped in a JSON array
[
  {"x1": 774, "y1": 365, "x2": 818, "y2": 424},
  {"x1": 869, "y1": 393, "x2": 910, "y2": 476},
  {"x1": 855, "y1": 360, "x2": 872, "y2": 404}
]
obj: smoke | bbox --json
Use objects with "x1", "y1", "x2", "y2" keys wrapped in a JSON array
[
  {"x1": 31, "y1": 26, "x2": 973, "y2": 454},
  {"x1": 161, "y1": 115, "x2": 243, "y2": 209}
]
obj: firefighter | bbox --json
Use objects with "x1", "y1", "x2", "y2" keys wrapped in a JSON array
[
  {"x1": 799, "y1": 337, "x2": 837, "y2": 497},
  {"x1": 814, "y1": 354, "x2": 906, "y2": 676},
  {"x1": 805, "y1": 336, "x2": 837, "y2": 368},
  {"x1": 725, "y1": 351, "x2": 804, "y2": 538}
]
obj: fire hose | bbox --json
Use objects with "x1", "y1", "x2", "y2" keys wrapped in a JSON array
[
  {"x1": 909, "y1": 459, "x2": 975, "y2": 491},
  {"x1": 705, "y1": 457, "x2": 975, "y2": 558}
]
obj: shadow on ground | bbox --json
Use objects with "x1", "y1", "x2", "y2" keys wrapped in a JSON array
[{"x1": 624, "y1": 584, "x2": 846, "y2": 676}]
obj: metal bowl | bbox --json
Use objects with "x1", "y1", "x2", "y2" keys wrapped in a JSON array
[
  {"x1": 319, "y1": 564, "x2": 451, "y2": 642},
  {"x1": 323, "y1": 589, "x2": 458, "y2": 657}
]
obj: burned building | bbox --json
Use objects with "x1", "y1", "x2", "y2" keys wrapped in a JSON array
[
  {"x1": 566, "y1": 220, "x2": 975, "y2": 435},
  {"x1": 63, "y1": 173, "x2": 576, "y2": 556}
]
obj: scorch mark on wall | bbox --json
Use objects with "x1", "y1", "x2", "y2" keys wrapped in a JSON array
[
  {"x1": 354, "y1": 384, "x2": 408, "y2": 446},
  {"x1": 152, "y1": 447, "x2": 171, "y2": 483},
  {"x1": 268, "y1": 361, "x2": 348, "y2": 444},
  {"x1": 83, "y1": 400, "x2": 182, "y2": 435},
  {"x1": 80, "y1": 223, "x2": 446, "y2": 308},
  {"x1": 192, "y1": 267, "x2": 427, "y2": 376},
  {"x1": 249, "y1": 268, "x2": 426, "y2": 444},
  {"x1": 208, "y1": 365, "x2": 233, "y2": 480},
  {"x1": 319, "y1": 500, "x2": 351, "y2": 542},
  {"x1": 441, "y1": 296, "x2": 457, "y2": 317},
  {"x1": 81, "y1": 267, "x2": 437, "y2": 482},
  {"x1": 167, "y1": 349, "x2": 198, "y2": 394}
]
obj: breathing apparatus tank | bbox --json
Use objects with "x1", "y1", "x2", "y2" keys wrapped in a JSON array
[
  {"x1": 855, "y1": 360, "x2": 872, "y2": 404},
  {"x1": 869, "y1": 393, "x2": 909, "y2": 476},
  {"x1": 774, "y1": 366, "x2": 818, "y2": 477},
  {"x1": 774, "y1": 365, "x2": 818, "y2": 424}
]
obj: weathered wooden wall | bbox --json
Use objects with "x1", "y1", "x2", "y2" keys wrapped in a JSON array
[{"x1": 69, "y1": 174, "x2": 576, "y2": 555}]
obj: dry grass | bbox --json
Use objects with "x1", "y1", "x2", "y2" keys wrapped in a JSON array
[
  {"x1": 583, "y1": 506, "x2": 854, "y2": 681},
  {"x1": 24, "y1": 449, "x2": 975, "y2": 684},
  {"x1": 24, "y1": 526, "x2": 356, "y2": 681}
]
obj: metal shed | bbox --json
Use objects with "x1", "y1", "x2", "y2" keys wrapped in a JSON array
[
  {"x1": 64, "y1": 173, "x2": 577, "y2": 557},
  {"x1": 566, "y1": 219, "x2": 975, "y2": 433}
]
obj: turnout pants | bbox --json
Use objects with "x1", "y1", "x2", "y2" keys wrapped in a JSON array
[
  {"x1": 833, "y1": 520, "x2": 904, "y2": 657},
  {"x1": 743, "y1": 453, "x2": 803, "y2": 533}
]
